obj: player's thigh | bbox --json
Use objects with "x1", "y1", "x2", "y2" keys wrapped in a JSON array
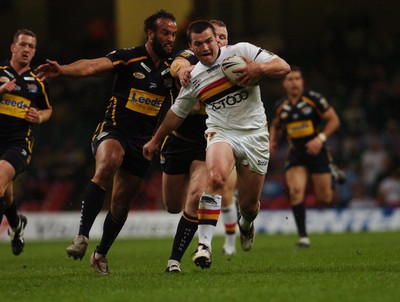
[
  {"x1": 162, "y1": 173, "x2": 189, "y2": 213},
  {"x1": 0, "y1": 160, "x2": 16, "y2": 195},
  {"x1": 236, "y1": 164, "x2": 265, "y2": 211},
  {"x1": 285, "y1": 166, "x2": 308, "y2": 202},
  {"x1": 206, "y1": 142, "x2": 235, "y2": 189},
  {"x1": 93, "y1": 139, "x2": 125, "y2": 185},
  {"x1": 310, "y1": 173, "x2": 333, "y2": 203}
]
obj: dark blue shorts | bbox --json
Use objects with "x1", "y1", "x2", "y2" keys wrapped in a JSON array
[{"x1": 160, "y1": 133, "x2": 206, "y2": 175}]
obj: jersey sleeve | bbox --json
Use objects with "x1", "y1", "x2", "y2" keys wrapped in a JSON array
[
  {"x1": 235, "y1": 42, "x2": 278, "y2": 63},
  {"x1": 170, "y1": 85, "x2": 197, "y2": 118},
  {"x1": 308, "y1": 90, "x2": 331, "y2": 114},
  {"x1": 175, "y1": 49, "x2": 198, "y2": 65}
]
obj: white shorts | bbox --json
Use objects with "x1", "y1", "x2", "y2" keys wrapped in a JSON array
[{"x1": 205, "y1": 127, "x2": 270, "y2": 175}]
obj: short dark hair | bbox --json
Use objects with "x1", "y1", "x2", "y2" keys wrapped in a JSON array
[
  {"x1": 186, "y1": 20, "x2": 216, "y2": 43},
  {"x1": 143, "y1": 9, "x2": 176, "y2": 33},
  {"x1": 289, "y1": 65, "x2": 302, "y2": 73},
  {"x1": 13, "y1": 29, "x2": 36, "y2": 43}
]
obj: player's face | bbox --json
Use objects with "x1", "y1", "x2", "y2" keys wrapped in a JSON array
[
  {"x1": 11, "y1": 34, "x2": 36, "y2": 66},
  {"x1": 214, "y1": 25, "x2": 228, "y2": 47},
  {"x1": 151, "y1": 18, "x2": 177, "y2": 58},
  {"x1": 189, "y1": 28, "x2": 219, "y2": 65},
  {"x1": 283, "y1": 70, "x2": 304, "y2": 96}
]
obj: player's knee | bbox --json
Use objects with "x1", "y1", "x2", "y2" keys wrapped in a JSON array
[
  {"x1": 208, "y1": 174, "x2": 226, "y2": 192},
  {"x1": 288, "y1": 188, "x2": 304, "y2": 202},
  {"x1": 317, "y1": 191, "x2": 333, "y2": 204}
]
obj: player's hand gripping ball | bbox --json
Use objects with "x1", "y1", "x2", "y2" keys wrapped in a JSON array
[{"x1": 221, "y1": 55, "x2": 262, "y2": 87}]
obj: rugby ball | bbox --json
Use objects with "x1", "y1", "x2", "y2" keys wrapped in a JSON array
[{"x1": 221, "y1": 55, "x2": 262, "y2": 87}]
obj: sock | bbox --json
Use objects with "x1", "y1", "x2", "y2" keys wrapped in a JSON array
[
  {"x1": 169, "y1": 212, "x2": 198, "y2": 262},
  {"x1": 292, "y1": 202, "x2": 307, "y2": 237},
  {"x1": 198, "y1": 193, "x2": 222, "y2": 249},
  {"x1": 239, "y1": 201, "x2": 260, "y2": 230},
  {"x1": 221, "y1": 202, "x2": 237, "y2": 247},
  {"x1": 4, "y1": 201, "x2": 20, "y2": 229},
  {"x1": 96, "y1": 211, "x2": 126, "y2": 256},
  {"x1": 0, "y1": 196, "x2": 4, "y2": 226},
  {"x1": 78, "y1": 181, "x2": 106, "y2": 238}
]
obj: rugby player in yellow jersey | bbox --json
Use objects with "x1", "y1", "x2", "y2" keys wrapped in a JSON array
[
  {"x1": 270, "y1": 66, "x2": 344, "y2": 247},
  {"x1": 0, "y1": 29, "x2": 52, "y2": 255},
  {"x1": 36, "y1": 10, "x2": 177, "y2": 275}
]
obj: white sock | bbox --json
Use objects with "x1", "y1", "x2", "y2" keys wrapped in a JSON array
[{"x1": 198, "y1": 193, "x2": 222, "y2": 250}]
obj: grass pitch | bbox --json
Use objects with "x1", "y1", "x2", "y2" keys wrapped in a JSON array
[{"x1": 0, "y1": 231, "x2": 399, "y2": 302}]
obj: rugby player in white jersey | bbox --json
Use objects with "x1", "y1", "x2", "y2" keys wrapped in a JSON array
[{"x1": 143, "y1": 20, "x2": 290, "y2": 269}]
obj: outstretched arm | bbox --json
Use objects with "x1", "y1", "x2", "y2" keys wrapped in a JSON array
[{"x1": 36, "y1": 57, "x2": 113, "y2": 81}]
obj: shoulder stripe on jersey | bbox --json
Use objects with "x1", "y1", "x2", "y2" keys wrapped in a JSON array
[
  {"x1": 112, "y1": 56, "x2": 147, "y2": 66},
  {"x1": 197, "y1": 77, "x2": 238, "y2": 104},
  {"x1": 301, "y1": 96, "x2": 324, "y2": 116},
  {"x1": 275, "y1": 99, "x2": 289, "y2": 116}
]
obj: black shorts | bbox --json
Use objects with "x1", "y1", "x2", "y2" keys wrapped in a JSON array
[
  {"x1": 0, "y1": 144, "x2": 32, "y2": 176},
  {"x1": 160, "y1": 133, "x2": 206, "y2": 175},
  {"x1": 284, "y1": 147, "x2": 330, "y2": 174},
  {"x1": 91, "y1": 127, "x2": 150, "y2": 178}
]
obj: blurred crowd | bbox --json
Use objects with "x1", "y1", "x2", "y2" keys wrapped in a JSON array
[{"x1": 14, "y1": 15, "x2": 400, "y2": 212}]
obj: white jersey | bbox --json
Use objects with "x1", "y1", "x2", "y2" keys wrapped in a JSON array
[{"x1": 171, "y1": 42, "x2": 277, "y2": 131}]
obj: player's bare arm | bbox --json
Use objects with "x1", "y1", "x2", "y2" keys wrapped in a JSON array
[
  {"x1": 233, "y1": 56, "x2": 290, "y2": 86},
  {"x1": 269, "y1": 117, "x2": 283, "y2": 156},
  {"x1": 305, "y1": 107, "x2": 340, "y2": 155},
  {"x1": 0, "y1": 79, "x2": 17, "y2": 95},
  {"x1": 36, "y1": 57, "x2": 113, "y2": 80}
]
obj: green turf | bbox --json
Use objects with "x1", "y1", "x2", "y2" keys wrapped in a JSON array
[{"x1": 0, "y1": 231, "x2": 399, "y2": 302}]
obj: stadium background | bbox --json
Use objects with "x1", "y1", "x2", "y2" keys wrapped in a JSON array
[{"x1": 0, "y1": 0, "x2": 399, "y2": 217}]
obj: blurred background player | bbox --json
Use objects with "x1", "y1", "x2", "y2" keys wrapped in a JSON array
[
  {"x1": 36, "y1": 10, "x2": 177, "y2": 274},
  {"x1": 143, "y1": 20, "x2": 290, "y2": 269},
  {"x1": 269, "y1": 65, "x2": 345, "y2": 247},
  {"x1": 163, "y1": 20, "x2": 237, "y2": 273},
  {"x1": 0, "y1": 29, "x2": 52, "y2": 255}
]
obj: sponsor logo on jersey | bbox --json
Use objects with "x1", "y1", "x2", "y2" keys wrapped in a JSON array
[
  {"x1": 149, "y1": 82, "x2": 157, "y2": 89},
  {"x1": 27, "y1": 83, "x2": 37, "y2": 93},
  {"x1": 133, "y1": 72, "x2": 145, "y2": 79},
  {"x1": 126, "y1": 89, "x2": 165, "y2": 116},
  {"x1": 301, "y1": 106, "x2": 312, "y2": 115},
  {"x1": 21, "y1": 149, "x2": 28, "y2": 157},
  {"x1": 210, "y1": 90, "x2": 248, "y2": 111},
  {"x1": 161, "y1": 68, "x2": 170, "y2": 76},
  {"x1": 140, "y1": 62, "x2": 151, "y2": 73},
  {"x1": 3, "y1": 69, "x2": 14, "y2": 78},
  {"x1": 286, "y1": 120, "x2": 314, "y2": 138},
  {"x1": 280, "y1": 111, "x2": 288, "y2": 119},
  {"x1": 0, "y1": 93, "x2": 30, "y2": 118}
]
